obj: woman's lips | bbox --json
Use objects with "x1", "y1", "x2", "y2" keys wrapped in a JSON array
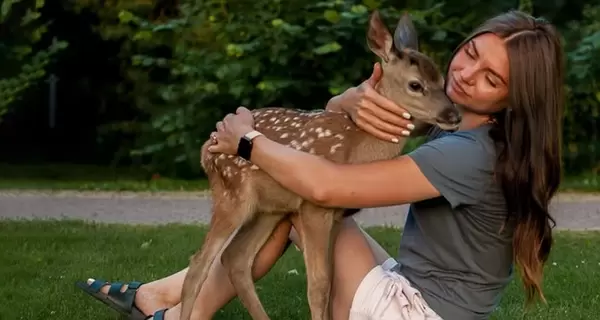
[{"x1": 451, "y1": 76, "x2": 469, "y2": 97}]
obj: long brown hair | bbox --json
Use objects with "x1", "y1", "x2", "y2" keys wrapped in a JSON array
[{"x1": 450, "y1": 11, "x2": 565, "y2": 305}]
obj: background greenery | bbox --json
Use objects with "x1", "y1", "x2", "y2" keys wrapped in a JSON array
[{"x1": 0, "y1": 0, "x2": 598, "y2": 186}]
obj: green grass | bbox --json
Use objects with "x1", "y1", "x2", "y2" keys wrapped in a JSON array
[
  {"x1": 0, "y1": 163, "x2": 598, "y2": 193},
  {"x1": 560, "y1": 173, "x2": 600, "y2": 193},
  {"x1": 1, "y1": 220, "x2": 599, "y2": 320}
]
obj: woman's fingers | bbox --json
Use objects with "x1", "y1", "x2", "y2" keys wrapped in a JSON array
[
  {"x1": 207, "y1": 143, "x2": 223, "y2": 153},
  {"x1": 361, "y1": 86, "x2": 412, "y2": 120},
  {"x1": 356, "y1": 120, "x2": 402, "y2": 143},
  {"x1": 355, "y1": 98, "x2": 413, "y2": 134},
  {"x1": 365, "y1": 62, "x2": 383, "y2": 87},
  {"x1": 236, "y1": 106, "x2": 250, "y2": 114},
  {"x1": 207, "y1": 131, "x2": 228, "y2": 153},
  {"x1": 216, "y1": 121, "x2": 225, "y2": 132},
  {"x1": 362, "y1": 101, "x2": 414, "y2": 132},
  {"x1": 357, "y1": 108, "x2": 412, "y2": 138}
]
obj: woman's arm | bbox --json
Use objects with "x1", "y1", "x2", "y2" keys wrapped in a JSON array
[
  {"x1": 248, "y1": 135, "x2": 440, "y2": 208},
  {"x1": 209, "y1": 64, "x2": 434, "y2": 208},
  {"x1": 210, "y1": 107, "x2": 441, "y2": 209}
]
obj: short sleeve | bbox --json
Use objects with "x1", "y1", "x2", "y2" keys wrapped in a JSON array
[{"x1": 407, "y1": 132, "x2": 495, "y2": 208}]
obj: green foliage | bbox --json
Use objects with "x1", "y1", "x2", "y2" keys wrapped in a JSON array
[
  {"x1": 562, "y1": 4, "x2": 600, "y2": 174},
  {"x1": 83, "y1": 0, "x2": 495, "y2": 176},
  {"x1": 0, "y1": 0, "x2": 68, "y2": 120},
  {"x1": 12, "y1": 0, "x2": 598, "y2": 178},
  {"x1": 124, "y1": 0, "x2": 417, "y2": 174},
  {"x1": 518, "y1": 0, "x2": 533, "y2": 15}
]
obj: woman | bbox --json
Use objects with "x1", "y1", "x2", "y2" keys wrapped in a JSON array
[{"x1": 77, "y1": 10, "x2": 564, "y2": 320}]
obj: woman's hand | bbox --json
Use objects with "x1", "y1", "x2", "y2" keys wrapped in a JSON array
[
  {"x1": 208, "y1": 107, "x2": 255, "y2": 155},
  {"x1": 335, "y1": 63, "x2": 415, "y2": 142}
]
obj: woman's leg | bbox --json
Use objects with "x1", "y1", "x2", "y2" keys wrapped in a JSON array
[
  {"x1": 87, "y1": 216, "x2": 392, "y2": 320},
  {"x1": 86, "y1": 218, "x2": 294, "y2": 317},
  {"x1": 326, "y1": 218, "x2": 391, "y2": 320},
  {"x1": 172, "y1": 216, "x2": 389, "y2": 320}
]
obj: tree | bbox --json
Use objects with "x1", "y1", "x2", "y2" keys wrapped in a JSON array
[{"x1": 0, "y1": 0, "x2": 68, "y2": 120}]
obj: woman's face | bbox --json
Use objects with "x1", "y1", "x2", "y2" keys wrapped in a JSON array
[{"x1": 446, "y1": 33, "x2": 510, "y2": 115}]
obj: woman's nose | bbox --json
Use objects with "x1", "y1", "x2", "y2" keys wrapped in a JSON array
[{"x1": 459, "y1": 66, "x2": 477, "y2": 85}]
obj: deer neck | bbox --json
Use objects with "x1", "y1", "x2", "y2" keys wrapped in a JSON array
[
  {"x1": 375, "y1": 78, "x2": 394, "y2": 98},
  {"x1": 350, "y1": 132, "x2": 410, "y2": 164},
  {"x1": 375, "y1": 79, "x2": 435, "y2": 137}
]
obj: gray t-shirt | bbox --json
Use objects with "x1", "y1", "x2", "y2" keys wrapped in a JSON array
[{"x1": 395, "y1": 124, "x2": 514, "y2": 320}]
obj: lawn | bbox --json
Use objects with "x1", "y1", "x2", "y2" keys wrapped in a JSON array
[{"x1": 1, "y1": 220, "x2": 599, "y2": 320}]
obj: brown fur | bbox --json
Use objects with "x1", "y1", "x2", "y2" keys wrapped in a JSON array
[{"x1": 178, "y1": 11, "x2": 461, "y2": 320}]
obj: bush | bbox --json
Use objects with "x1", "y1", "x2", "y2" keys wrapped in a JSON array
[
  {"x1": 0, "y1": 0, "x2": 68, "y2": 120},
  {"x1": 8, "y1": 0, "x2": 600, "y2": 178},
  {"x1": 98, "y1": 0, "x2": 506, "y2": 177}
]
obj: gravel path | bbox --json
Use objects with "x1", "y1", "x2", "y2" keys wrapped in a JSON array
[{"x1": 1, "y1": 190, "x2": 600, "y2": 230}]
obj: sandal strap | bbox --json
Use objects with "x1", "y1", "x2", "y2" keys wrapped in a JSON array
[
  {"x1": 128, "y1": 281, "x2": 143, "y2": 290},
  {"x1": 148, "y1": 308, "x2": 168, "y2": 320},
  {"x1": 78, "y1": 279, "x2": 145, "y2": 316},
  {"x1": 108, "y1": 282, "x2": 126, "y2": 295},
  {"x1": 87, "y1": 279, "x2": 108, "y2": 293},
  {"x1": 107, "y1": 281, "x2": 144, "y2": 308}
]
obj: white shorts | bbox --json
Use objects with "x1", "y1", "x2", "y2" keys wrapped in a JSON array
[{"x1": 349, "y1": 258, "x2": 443, "y2": 320}]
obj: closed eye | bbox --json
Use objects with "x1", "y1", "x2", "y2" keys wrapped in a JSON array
[
  {"x1": 466, "y1": 49, "x2": 475, "y2": 59},
  {"x1": 465, "y1": 42, "x2": 476, "y2": 59}
]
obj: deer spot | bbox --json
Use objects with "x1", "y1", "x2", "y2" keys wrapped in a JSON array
[{"x1": 330, "y1": 143, "x2": 343, "y2": 154}]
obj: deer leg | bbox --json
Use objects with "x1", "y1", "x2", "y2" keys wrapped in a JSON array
[
  {"x1": 221, "y1": 213, "x2": 287, "y2": 320},
  {"x1": 298, "y1": 203, "x2": 344, "y2": 320},
  {"x1": 179, "y1": 203, "x2": 253, "y2": 320}
]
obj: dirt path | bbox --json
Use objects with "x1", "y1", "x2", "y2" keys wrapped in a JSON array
[{"x1": 0, "y1": 190, "x2": 599, "y2": 230}]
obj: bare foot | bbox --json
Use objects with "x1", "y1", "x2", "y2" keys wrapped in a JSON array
[{"x1": 86, "y1": 278, "x2": 171, "y2": 316}]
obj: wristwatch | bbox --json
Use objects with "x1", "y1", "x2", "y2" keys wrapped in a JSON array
[{"x1": 237, "y1": 130, "x2": 264, "y2": 161}]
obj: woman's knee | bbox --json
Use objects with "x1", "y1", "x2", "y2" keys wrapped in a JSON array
[
  {"x1": 286, "y1": 216, "x2": 380, "y2": 318},
  {"x1": 332, "y1": 218, "x2": 379, "y2": 318},
  {"x1": 270, "y1": 217, "x2": 293, "y2": 242},
  {"x1": 288, "y1": 213, "x2": 304, "y2": 249},
  {"x1": 288, "y1": 216, "x2": 366, "y2": 252}
]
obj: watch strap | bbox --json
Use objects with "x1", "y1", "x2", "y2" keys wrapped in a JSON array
[{"x1": 244, "y1": 130, "x2": 264, "y2": 140}]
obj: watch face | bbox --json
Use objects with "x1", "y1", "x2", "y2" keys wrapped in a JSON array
[{"x1": 238, "y1": 137, "x2": 252, "y2": 160}]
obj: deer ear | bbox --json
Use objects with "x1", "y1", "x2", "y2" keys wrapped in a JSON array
[
  {"x1": 366, "y1": 11, "x2": 393, "y2": 62},
  {"x1": 393, "y1": 13, "x2": 418, "y2": 52}
]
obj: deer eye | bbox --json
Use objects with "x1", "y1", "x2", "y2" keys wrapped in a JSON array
[{"x1": 408, "y1": 81, "x2": 423, "y2": 93}]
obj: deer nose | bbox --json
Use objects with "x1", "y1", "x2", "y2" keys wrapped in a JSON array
[{"x1": 436, "y1": 108, "x2": 462, "y2": 125}]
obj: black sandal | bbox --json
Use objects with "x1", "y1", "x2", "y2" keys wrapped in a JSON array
[
  {"x1": 75, "y1": 279, "x2": 147, "y2": 319},
  {"x1": 146, "y1": 308, "x2": 168, "y2": 320}
]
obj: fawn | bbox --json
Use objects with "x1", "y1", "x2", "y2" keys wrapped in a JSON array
[{"x1": 179, "y1": 10, "x2": 461, "y2": 320}]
